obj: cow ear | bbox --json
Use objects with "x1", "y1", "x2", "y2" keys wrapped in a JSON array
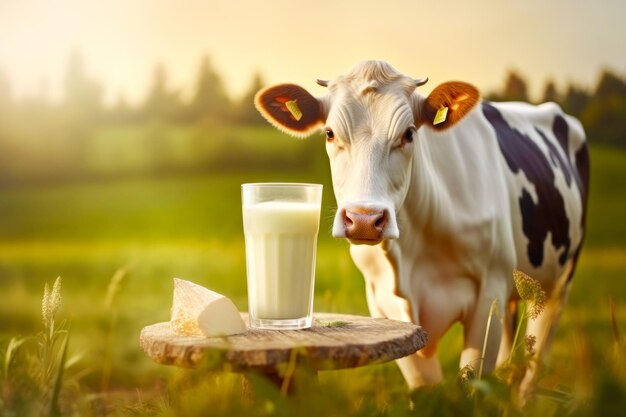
[
  {"x1": 255, "y1": 84, "x2": 325, "y2": 138},
  {"x1": 419, "y1": 82, "x2": 480, "y2": 131}
]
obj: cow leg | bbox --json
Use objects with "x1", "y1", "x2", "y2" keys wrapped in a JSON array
[
  {"x1": 460, "y1": 295, "x2": 505, "y2": 376},
  {"x1": 396, "y1": 351, "x2": 443, "y2": 389},
  {"x1": 364, "y1": 282, "x2": 384, "y2": 318}
]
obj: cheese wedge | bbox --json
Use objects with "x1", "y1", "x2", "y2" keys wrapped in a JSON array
[{"x1": 170, "y1": 278, "x2": 247, "y2": 337}]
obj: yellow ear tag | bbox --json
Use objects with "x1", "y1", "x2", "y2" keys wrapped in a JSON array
[
  {"x1": 433, "y1": 106, "x2": 448, "y2": 125},
  {"x1": 285, "y1": 100, "x2": 303, "y2": 121}
]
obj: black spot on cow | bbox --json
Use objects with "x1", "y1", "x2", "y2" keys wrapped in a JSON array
[
  {"x1": 566, "y1": 140, "x2": 591, "y2": 282},
  {"x1": 553, "y1": 112, "x2": 590, "y2": 282},
  {"x1": 518, "y1": 189, "x2": 547, "y2": 266},
  {"x1": 552, "y1": 115, "x2": 569, "y2": 155},
  {"x1": 536, "y1": 128, "x2": 572, "y2": 187},
  {"x1": 552, "y1": 113, "x2": 590, "y2": 228},
  {"x1": 482, "y1": 102, "x2": 571, "y2": 267},
  {"x1": 575, "y1": 142, "x2": 590, "y2": 226}
]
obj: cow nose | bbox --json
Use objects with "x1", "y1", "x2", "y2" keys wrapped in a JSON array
[{"x1": 342, "y1": 208, "x2": 388, "y2": 241}]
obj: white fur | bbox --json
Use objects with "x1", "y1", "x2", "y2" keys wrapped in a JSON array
[{"x1": 260, "y1": 61, "x2": 587, "y2": 388}]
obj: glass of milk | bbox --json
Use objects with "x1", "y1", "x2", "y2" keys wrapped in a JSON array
[{"x1": 242, "y1": 183, "x2": 322, "y2": 330}]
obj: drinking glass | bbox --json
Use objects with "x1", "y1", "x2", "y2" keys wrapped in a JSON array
[{"x1": 242, "y1": 183, "x2": 322, "y2": 330}]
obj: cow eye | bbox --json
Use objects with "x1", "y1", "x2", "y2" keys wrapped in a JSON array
[
  {"x1": 402, "y1": 127, "x2": 415, "y2": 145},
  {"x1": 325, "y1": 128, "x2": 335, "y2": 142}
]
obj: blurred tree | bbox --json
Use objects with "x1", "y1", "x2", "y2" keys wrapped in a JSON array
[
  {"x1": 581, "y1": 69, "x2": 626, "y2": 146},
  {"x1": 563, "y1": 84, "x2": 590, "y2": 117},
  {"x1": 541, "y1": 80, "x2": 559, "y2": 103},
  {"x1": 142, "y1": 63, "x2": 182, "y2": 122},
  {"x1": 502, "y1": 70, "x2": 529, "y2": 102},
  {"x1": 58, "y1": 51, "x2": 105, "y2": 176},
  {"x1": 186, "y1": 55, "x2": 231, "y2": 122},
  {"x1": 595, "y1": 69, "x2": 626, "y2": 99},
  {"x1": 484, "y1": 70, "x2": 530, "y2": 102},
  {"x1": 234, "y1": 72, "x2": 265, "y2": 124},
  {"x1": 63, "y1": 50, "x2": 104, "y2": 120},
  {"x1": 141, "y1": 64, "x2": 183, "y2": 169}
]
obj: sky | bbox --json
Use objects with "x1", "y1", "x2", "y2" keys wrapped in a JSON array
[{"x1": 1, "y1": 0, "x2": 625, "y2": 106}]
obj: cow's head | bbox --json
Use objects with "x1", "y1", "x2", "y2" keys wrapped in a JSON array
[{"x1": 255, "y1": 61, "x2": 479, "y2": 245}]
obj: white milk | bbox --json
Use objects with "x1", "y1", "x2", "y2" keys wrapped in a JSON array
[{"x1": 243, "y1": 201, "x2": 320, "y2": 320}]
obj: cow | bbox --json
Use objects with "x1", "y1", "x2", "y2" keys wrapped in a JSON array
[{"x1": 254, "y1": 61, "x2": 589, "y2": 389}]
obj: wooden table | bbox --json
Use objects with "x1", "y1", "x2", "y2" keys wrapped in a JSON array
[{"x1": 140, "y1": 313, "x2": 427, "y2": 393}]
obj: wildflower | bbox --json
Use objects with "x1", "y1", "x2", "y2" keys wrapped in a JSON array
[
  {"x1": 42, "y1": 282, "x2": 51, "y2": 326},
  {"x1": 525, "y1": 335, "x2": 536, "y2": 356},
  {"x1": 513, "y1": 269, "x2": 546, "y2": 319},
  {"x1": 42, "y1": 277, "x2": 62, "y2": 328},
  {"x1": 458, "y1": 364, "x2": 476, "y2": 395},
  {"x1": 50, "y1": 277, "x2": 62, "y2": 317},
  {"x1": 459, "y1": 364, "x2": 476, "y2": 383}
]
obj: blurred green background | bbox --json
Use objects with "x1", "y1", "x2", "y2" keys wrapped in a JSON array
[
  {"x1": 1, "y1": 1, "x2": 626, "y2": 412},
  {"x1": 0, "y1": 0, "x2": 626, "y2": 417},
  {"x1": 1, "y1": 52, "x2": 625, "y2": 392}
]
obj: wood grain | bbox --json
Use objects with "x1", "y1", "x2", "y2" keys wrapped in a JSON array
[{"x1": 140, "y1": 313, "x2": 427, "y2": 372}]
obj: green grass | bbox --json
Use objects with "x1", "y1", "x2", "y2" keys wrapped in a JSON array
[
  {"x1": 1, "y1": 143, "x2": 625, "y2": 416},
  {"x1": 585, "y1": 145, "x2": 626, "y2": 247}
]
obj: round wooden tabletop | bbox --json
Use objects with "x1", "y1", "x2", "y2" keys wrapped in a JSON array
[{"x1": 140, "y1": 313, "x2": 427, "y2": 372}]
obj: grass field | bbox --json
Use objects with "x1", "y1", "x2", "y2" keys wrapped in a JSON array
[{"x1": 1, "y1": 140, "x2": 625, "y2": 416}]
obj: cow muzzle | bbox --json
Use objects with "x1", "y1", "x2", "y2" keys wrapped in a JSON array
[{"x1": 332, "y1": 202, "x2": 399, "y2": 245}]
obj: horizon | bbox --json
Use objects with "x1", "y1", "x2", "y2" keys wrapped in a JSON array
[
  {"x1": 3, "y1": 51, "x2": 622, "y2": 109},
  {"x1": 1, "y1": 0, "x2": 625, "y2": 105}
]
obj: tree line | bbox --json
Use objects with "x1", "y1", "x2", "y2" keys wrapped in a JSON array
[
  {"x1": 0, "y1": 52, "x2": 272, "y2": 185},
  {"x1": 0, "y1": 52, "x2": 265, "y2": 127},
  {"x1": 1, "y1": 53, "x2": 625, "y2": 140},
  {"x1": 0, "y1": 53, "x2": 625, "y2": 185}
]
